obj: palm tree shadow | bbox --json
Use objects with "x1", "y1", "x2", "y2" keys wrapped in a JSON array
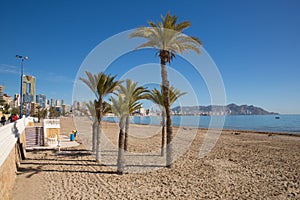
[
  {"x1": 124, "y1": 154, "x2": 162, "y2": 157},
  {"x1": 17, "y1": 166, "x2": 43, "y2": 178},
  {"x1": 126, "y1": 164, "x2": 165, "y2": 168},
  {"x1": 57, "y1": 152, "x2": 93, "y2": 157},
  {"x1": 17, "y1": 165, "x2": 117, "y2": 176},
  {"x1": 26, "y1": 158, "x2": 93, "y2": 162}
]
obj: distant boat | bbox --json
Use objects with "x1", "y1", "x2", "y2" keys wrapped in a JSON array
[{"x1": 275, "y1": 116, "x2": 280, "y2": 119}]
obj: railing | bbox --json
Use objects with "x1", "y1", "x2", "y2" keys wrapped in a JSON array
[{"x1": 0, "y1": 117, "x2": 29, "y2": 167}]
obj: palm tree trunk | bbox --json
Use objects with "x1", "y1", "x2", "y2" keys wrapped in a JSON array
[
  {"x1": 96, "y1": 100, "x2": 103, "y2": 162},
  {"x1": 96, "y1": 121, "x2": 101, "y2": 162},
  {"x1": 161, "y1": 112, "x2": 166, "y2": 156},
  {"x1": 124, "y1": 115, "x2": 130, "y2": 151},
  {"x1": 161, "y1": 58, "x2": 173, "y2": 168},
  {"x1": 92, "y1": 121, "x2": 97, "y2": 153},
  {"x1": 117, "y1": 117, "x2": 125, "y2": 174}
]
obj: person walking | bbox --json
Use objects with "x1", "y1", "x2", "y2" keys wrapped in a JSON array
[
  {"x1": 0, "y1": 115, "x2": 6, "y2": 126},
  {"x1": 12, "y1": 114, "x2": 18, "y2": 122}
]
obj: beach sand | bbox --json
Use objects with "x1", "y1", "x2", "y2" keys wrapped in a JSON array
[{"x1": 10, "y1": 117, "x2": 300, "y2": 199}]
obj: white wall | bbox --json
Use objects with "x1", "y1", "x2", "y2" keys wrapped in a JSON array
[{"x1": 0, "y1": 118, "x2": 29, "y2": 167}]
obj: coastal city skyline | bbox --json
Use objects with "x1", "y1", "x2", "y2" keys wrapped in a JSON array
[
  {"x1": 1, "y1": 1, "x2": 300, "y2": 114},
  {"x1": 1, "y1": 2, "x2": 300, "y2": 199},
  {"x1": 0, "y1": 80, "x2": 71, "y2": 116}
]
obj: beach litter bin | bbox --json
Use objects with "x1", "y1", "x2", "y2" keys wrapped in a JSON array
[
  {"x1": 72, "y1": 129, "x2": 78, "y2": 137},
  {"x1": 70, "y1": 133, "x2": 75, "y2": 141}
]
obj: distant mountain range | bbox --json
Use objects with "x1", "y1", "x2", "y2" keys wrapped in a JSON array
[{"x1": 171, "y1": 103, "x2": 278, "y2": 116}]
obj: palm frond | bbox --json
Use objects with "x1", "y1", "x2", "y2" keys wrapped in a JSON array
[
  {"x1": 97, "y1": 73, "x2": 122, "y2": 99},
  {"x1": 174, "y1": 21, "x2": 191, "y2": 32},
  {"x1": 111, "y1": 95, "x2": 129, "y2": 117},
  {"x1": 147, "y1": 85, "x2": 186, "y2": 108},
  {"x1": 117, "y1": 79, "x2": 148, "y2": 115},
  {"x1": 130, "y1": 13, "x2": 202, "y2": 58},
  {"x1": 79, "y1": 71, "x2": 101, "y2": 98}
]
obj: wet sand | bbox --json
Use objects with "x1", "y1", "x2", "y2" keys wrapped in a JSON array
[{"x1": 10, "y1": 117, "x2": 300, "y2": 199}]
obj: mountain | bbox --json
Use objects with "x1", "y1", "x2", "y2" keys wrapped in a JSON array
[{"x1": 171, "y1": 103, "x2": 278, "y2": 115}]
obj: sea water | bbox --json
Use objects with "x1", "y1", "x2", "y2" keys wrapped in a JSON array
[{"x1": 104, "y1": 115, "x2": 300, "y2": 134}]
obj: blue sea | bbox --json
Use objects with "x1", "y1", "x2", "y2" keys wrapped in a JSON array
[{"x1": 104, "y1": 115, "x2": 300, "y2": 134}]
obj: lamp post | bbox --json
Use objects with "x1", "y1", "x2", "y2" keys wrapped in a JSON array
[{"x1": 16, "y1": 55, "x2": 29, "y2": 119}]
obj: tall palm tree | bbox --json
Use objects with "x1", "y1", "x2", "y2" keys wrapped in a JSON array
[
  {"x1": 79, "y1": 71, "x2": 101, "y2": 98},
  {"x1": 82, "y1": 101, "x2": 97, "y2": 153},
  {"x1": 80, "y1": 71, "x2": 121, "y2": 162},
  {"x1": 130, "y1": 12, "x2": 201, "y2": 167},
  {"x1": 110, "y1": 95, "x2": 129, "y2": 174},
  {"x1": 118, "y1": 79, "x2": 148, "y2": 151},
  {"x1": 81, "y1": 101, "x2": 111, "y2": 153},
  {"x1": 147, "y1": 85, "x2": 186, "y2": 156},
  {"x1": 36, "y1": 105, "x2": 42, "y2": 123},
  {"x1": 80, "y1": 72, "x2": 101, "y2": 154}
]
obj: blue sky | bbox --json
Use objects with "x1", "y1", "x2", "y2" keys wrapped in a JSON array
[{"x1": 0, "y1": 0, "x2": 299, "y2": 114}]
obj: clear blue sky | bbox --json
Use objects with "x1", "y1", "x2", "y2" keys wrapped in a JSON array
[{"x1": 0, "y1": 0, "x2": 299, "y2": 114}]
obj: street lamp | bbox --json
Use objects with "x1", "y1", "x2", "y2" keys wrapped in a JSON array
[{"x1": 16, "y1": 55, "x2": 29, "y2": 119}]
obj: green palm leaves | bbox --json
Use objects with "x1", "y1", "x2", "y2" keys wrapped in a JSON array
[
  {"x1": 80, "y1": 71, "x2": 121, "y2": 162},
  {"x1": 147, "y1": 86, "x2": 186, "y2": 156},
  {"x1": 147, "y1": 85, "x2": 186, "y2": 110},
  {"x1": 80, "y1": 12, "x2": 197, "y2": 171},
  {"x1": 111, "y1": 79, "x2": 148, "y2": 174},
  {"x1": 130, "y1": 12, "x2": 201, "y2": 167},
  {"x1": 79, "y1": 71, "x2": 101, "y2": 99},
  {"x1": 129, "y1": 12, "x2": 202, "y2": 61}
]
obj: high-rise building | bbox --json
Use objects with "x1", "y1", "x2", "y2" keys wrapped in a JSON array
[
  {"x1": 62, "y1": 104, "x2": 70, "y2": 115},
  {"x1": 36, "y1": 94, "x2": 46, "y2": 108},
  {"x1": 3, "y1": 94, "x2": 13, "y2": 107},
  {"x1": 50, "y1": 99, "x2": 54, "y2": 107},
  {"x1": 13, "y1": 94, "x2": 20, "y2": 108},
  {"x1": 0, "y1": 85, "x2": 4, "y2": 100},
  {"x1": 22, "y1": 75, "x2": 36, "y2": 103},
  {"x1": 55, "y1": 99, "x2": 60, "y2": 107},
  {"x1": 45, "y1": 99, "x2": 50, "y2": 109}
]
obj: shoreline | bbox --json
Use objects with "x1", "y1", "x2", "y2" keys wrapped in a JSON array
[
  {"x1": 102, "y1": 114, "x2": 300, "y2": 136},
  {"x1": 101, "y1": 120, "x2": 300, "y2": 137}
]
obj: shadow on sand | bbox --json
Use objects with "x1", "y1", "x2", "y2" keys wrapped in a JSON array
[{"x1": 18, "y1": 148, "x2": 165, "y2": 178}]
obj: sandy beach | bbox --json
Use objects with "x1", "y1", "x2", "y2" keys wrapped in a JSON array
[{"x1": 10, "y1": 117, "x2": 300, "y2": 199}]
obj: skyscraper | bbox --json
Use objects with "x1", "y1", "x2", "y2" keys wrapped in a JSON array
[
  {"x1": 22, "y1": 75, "x2": 36, "y2": 103},
  {"x1": 36, "y1": 94, "x2": 46, "y2": 108},
  {"x1": 55, "y1": 99, "x2": 60, "y2": 107},
  {"x1": 0, "y1": 85, "x2": 4, "y2": 100},
  {"x1": 13, "y1": 94, "x2": 20, "y2": 108},
  {"x1": 50, "y1": 99, "x2": 54, "y2": 107}
]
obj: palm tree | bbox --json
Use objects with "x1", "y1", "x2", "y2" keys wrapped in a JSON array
[
  {"x1": 82, "y1": 101, "x2": 97, "y2": 153},
  {"x1": 147, "y1": 85, "x2": 186, "y2": 156},
  {"x1": 110, "y1": 95, "x2": 129, "y2": 174},
  {"x1": 49, "y1": 107, "x2": 59, "y2": 118},
  {"x1": 81, "y1": 101, "x2": 112, "y2": 153},
  {"x1": 118, "y1": 79, "x2": 148, "y2": 151},
  {"x1": 130, "y1": 12, "x2": 201, "y2": 167},
  {"x1": 36, "y1": 105, "x2": 42, "y2": 123},
  {"x1": 80, "y1": 71, "x2": 121, "y2": 162},
  {"x1": 79, "y1": 71, "x2": 101, "y2": 97},
  {"x1": 80, "y1": 72, "x2": 101, "y2": 154}
]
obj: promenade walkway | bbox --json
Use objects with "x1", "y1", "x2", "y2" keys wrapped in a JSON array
[{"x1": 10, "y1": 117, "x2": 80, "y2": 200}]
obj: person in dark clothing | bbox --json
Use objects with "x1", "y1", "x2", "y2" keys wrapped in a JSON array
[
  {"x1": 0, "y1": 115, "x2": 6, "y2": 126},
  {"x1": 8, "y1": 115, "x2": 13, "y2": 123}
]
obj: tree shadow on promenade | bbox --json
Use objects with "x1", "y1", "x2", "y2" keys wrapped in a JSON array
[{"x1": 17, "y1": 166, "x2": 118, "y2": 177}]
